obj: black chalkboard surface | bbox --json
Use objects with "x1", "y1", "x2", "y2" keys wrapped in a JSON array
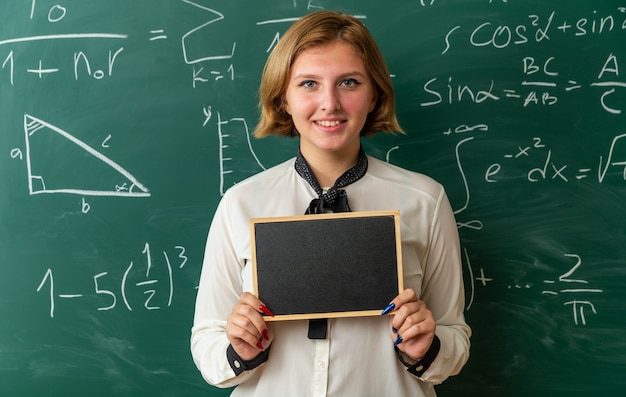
[
  {"x1": 251, "y1": 211, "x2": 403, "y2": 320},
  {"x1": 1, "y1": 1, "x2": 625, "y2": 396}
]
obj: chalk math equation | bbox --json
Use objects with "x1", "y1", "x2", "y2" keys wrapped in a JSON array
[
  {"x1": 36, "y1": 243, "x2": 189, "y2": 318},
  {"x1": 0, "y1": 0, "x2": 237, "y2": 85},
  {"x1": 445, "y1": 124, "x2": 626, "y2": 185},
  {"x1": 465, "y1": 250, "x2": 604, "y2": 326},
  {"x1": 0, "y1": 1, "x2": 619, "y2": 329},
  {"x1": 421, "y1": 53, "x2": 626, "y2": 115},
  {"x1": 444, "y1": 121, "x2": 613, "y2": 327},
  {"x1": 443, "y1": 8, "x2": 626, "y2": 53},
  {"x1": 2, "y1": 0, "x2": 276, "y2": 199},
  {"x1": 432, "y1": 8, "x2": 626, "y2": 114},
  {"x1": 0, "y1": 0, "x2": 127, "y2": 85}
]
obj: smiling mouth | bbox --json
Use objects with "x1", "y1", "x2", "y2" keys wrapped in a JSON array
[{"x1": 316, "y1": 120, "x2": 342, "y2": 127}]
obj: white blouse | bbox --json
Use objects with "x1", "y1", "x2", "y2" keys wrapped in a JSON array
[{"x1": 191, "y1": 155, "x2": 471, "y2": 397}]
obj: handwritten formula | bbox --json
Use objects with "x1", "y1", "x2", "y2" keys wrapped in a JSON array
[{"x1": 36, "y1": 243, "x2": 188, "y2": 318}]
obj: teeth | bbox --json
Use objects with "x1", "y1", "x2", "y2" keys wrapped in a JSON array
[{"x1": 317, "y1": 120, "x2": 341, "y2": 127}]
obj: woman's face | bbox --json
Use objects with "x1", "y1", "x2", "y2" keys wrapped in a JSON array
[{"x1": 284, "y1": 41, "x2": 376, "y2": 160}]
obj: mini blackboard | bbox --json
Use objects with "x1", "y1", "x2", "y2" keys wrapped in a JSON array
[{"x1": 250, "y1": 210, "x2": 403, "y2": 321}]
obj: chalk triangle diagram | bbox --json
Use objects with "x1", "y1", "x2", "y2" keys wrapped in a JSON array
[{"x1": 23, "y1": 114, "x2": 150, "y2": 197}]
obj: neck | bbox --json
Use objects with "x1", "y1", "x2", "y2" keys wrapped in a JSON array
[{"x1": 302, "y1": 147, "x2": 361, "y2": 187}]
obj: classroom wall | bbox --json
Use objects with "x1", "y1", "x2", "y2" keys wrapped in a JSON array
[{"x1": 1, "y1": 1, "x2": 625, "y2": 396}]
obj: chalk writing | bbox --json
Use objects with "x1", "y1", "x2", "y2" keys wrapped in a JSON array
[
  {"x1": 181, "y1": 1, "x2": 236, "y2": 65},
  {"x1": 421, "y1": 52, "x2": 626, "y2": 114},
  {"x1": 0, "y1": 33, "x2": 127, "y2": 47},
  {"x1": 463, "y1": 248, "x2": 495, "y2": 311},
  {"x1": 30, "y1": 0, "x2": 66, "y2": 22},
  {"x1": 36, "y1": 244, "x2": 188, "y2": 318},
  {"x1": 212, "y1": 111, "x2": 266, "y2": 195},
  {"x1": 464, "y1": 252, "x2": 603, "y2": 325},
  {"x1": 192, "y1": 64, "x2": 235, "y2": 87},
  {"x1": 442, "y1": 117, "x2": 611, "y2": 326},
  {"x1": 2, "y1": 44, "x2": 126, "y2": 84},
  {"x1": 0, "y1": 21, "x2": 127, "y2": 85},
  {"x1": 149, "y1": 29, "x2": 167, "y2": 41},
  {"x1": 443, "y1": 8, "x2": 626, "y2": 54},
  {"x1": 485, "y1": 133, "x2": 626, "y2": 184},
  {"x1": 435, "y1": 8, "x2": 626, "y2": 115},
  {"x1": 1, "y1": 0, "x2": 619, "y2": 335},
  {"x1": 443, "y1": 124, "x2": 487, "y2": 230},
  {"x1": 542, "y1": 254, "x2": 603, "y2": 325}
]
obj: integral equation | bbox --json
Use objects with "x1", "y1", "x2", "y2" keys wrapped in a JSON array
[{"x1": 445, "y1": 125, "x2": 626, "y2": 186}]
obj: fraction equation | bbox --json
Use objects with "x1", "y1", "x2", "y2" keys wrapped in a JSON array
[
  {"x1": 465, "y1": 251, "x2": 603, "y2": 326},
  {"x1": 421, "y1": 53, "x2": 626, "y2": 115},
  {"x1": 36, "y1": 243, "x2": 188, "y2": 317}
]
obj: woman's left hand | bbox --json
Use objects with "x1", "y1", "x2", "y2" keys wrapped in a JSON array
[{"x1": 387, "y1": 288, "x2": 436, "y2": 361}]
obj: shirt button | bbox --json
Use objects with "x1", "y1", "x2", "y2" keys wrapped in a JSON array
[
  {"x1": 234, "y1": 360, "x2": 241, "y2": 369},
  {"x1": 317, "y1": 360, "x2": 326, "y2": 369}
]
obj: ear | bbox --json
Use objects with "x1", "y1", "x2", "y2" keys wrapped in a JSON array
[
  {"x1": 282, "y1": 95, "x2": 291, "y2": 115},
  {"x1": 368, "y1": 93, "x2": 377, "y2": 113}
]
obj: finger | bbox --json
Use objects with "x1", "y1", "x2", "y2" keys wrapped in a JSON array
[
  {"x1": 226, "y1": 311, "x2": 269, "y2": 360},
  {"x1": 396, "y1": 309, "x2": 435, "y2": 340},
  {"x1": 394, "y1": 316, "x2": 436, "y2": 360},
  {"x1": 240, "y1": 292, "x2": 275, "y2": 319},
  {"x1": 390, "y1": 301, "x2": 436, "y2": 354},
  {"x1": 227, "y1": 307, "x2": 259, "y2": 341},
  {"x1": 229, "y1": 296, "x2": 271, "y2": 342},
  {"x1": 391, "y1": 299, "x2": 427, "y2": 332},
  {"x1": 381, "y1": 288, "x2": 417, "y2": 315},
  {"x1": 395, "y1": 330, "x2": 436, "y2": 361}
]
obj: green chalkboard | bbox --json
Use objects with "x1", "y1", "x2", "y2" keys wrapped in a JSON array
[{"x1": 1, "y1": 1, "x2": 625, "y2": 396}]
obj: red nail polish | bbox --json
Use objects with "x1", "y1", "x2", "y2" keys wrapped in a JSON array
[
  {"x1": 256, "y1": 337, "x2": 264, "y2": 350},
  {"x1": 259, "y1": 304, "x2": 275, "y2": 317},
  {"x1": 262, "y1": 329, "x2": 269, "y2": 340}
]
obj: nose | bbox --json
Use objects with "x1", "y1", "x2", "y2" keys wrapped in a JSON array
[{"x1": 320, "y1": 86, "x2": 341, "y2": 111}]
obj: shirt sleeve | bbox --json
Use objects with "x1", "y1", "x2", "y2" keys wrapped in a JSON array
[
  {"x1": 414, "y1": 187, "x2": 471, "y2": 384},
  {"x1": 190, "y1": 197, "x2": 265, "y2": 388}
]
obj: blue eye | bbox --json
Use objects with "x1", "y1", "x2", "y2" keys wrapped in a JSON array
[
  {"x1": 341, "y1": 78, "x2": 361, "y2": 88},
  {"x1": 298, "y1": 80, "x2": 316, "y2": 89}
]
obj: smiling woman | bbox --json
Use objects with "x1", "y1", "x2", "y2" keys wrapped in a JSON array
[
  {"x1": 283, "y1": 41, "x2": 376, "y2": 180},
  {"x1": 191, "y1": 10, "x2": 471, "y2": 397},
  {"x1": 253, "y1": 11, "x2": 402, "y2": 139}
]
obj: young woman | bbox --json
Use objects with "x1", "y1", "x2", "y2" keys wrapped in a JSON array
[{"x1": 191, "y1": 10, "x2": 470, "y2": 396}]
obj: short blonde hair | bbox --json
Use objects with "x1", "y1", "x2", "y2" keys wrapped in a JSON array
[{"x1": 253, "y1": 10, "x2": 404, "y2": 138}]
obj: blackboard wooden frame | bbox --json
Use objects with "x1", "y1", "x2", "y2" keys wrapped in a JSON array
[{"x1": 250, "y1": 210, "x2": 403, "y2": 321}]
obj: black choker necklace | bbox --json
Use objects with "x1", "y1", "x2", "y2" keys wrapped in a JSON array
[{"x1": 295, "y1": 147, "x2": 368, "y2": 214}]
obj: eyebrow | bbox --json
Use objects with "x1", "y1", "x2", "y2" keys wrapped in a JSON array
[{"x1": 291, "y1": 71, "x2": 368, "y2": 80}]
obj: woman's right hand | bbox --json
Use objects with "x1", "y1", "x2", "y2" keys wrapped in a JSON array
[{"x1": 226, "y1": 292, "x2": 273, "y2": 361}]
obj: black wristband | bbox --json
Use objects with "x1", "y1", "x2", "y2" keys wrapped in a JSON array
[
  {"x1": 394, "y1": 334, "x2": 441, "y2": 377},
  {"x1": 226, "y1": 344, "x2": 271, "y2": 376}
]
